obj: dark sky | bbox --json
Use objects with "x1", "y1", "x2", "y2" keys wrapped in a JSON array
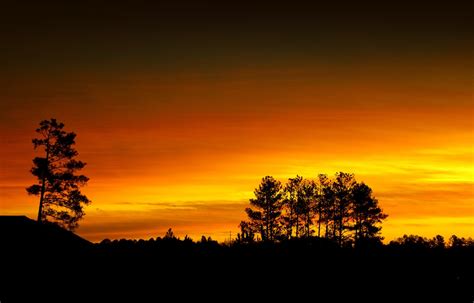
[{"x1": 1, "y1": 0, "x2": 472, "y2": 74}]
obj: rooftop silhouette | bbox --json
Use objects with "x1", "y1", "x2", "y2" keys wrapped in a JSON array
[{"x1": 0, "y1": 215, "x2": 90, "y2": 253}]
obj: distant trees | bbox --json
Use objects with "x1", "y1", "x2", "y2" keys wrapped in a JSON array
[
  {"x1": 240, "y1": 172, "x2": 388, "y2": 246},
  {"x1": 26, "y1": 119, "x2": 90, "y2": 230},
  {"x1": 448, "y1": 235, "x2": 472, "y2": 248},
  {"x1": 237, "y1": 221, "x2": 255, "y2": 243},
  {"x1": 389, "y1": 234, "x2": 474, "y2": 249},
  {"x1": 164, "y1": 228, "x2": 176, "y2": 240}
]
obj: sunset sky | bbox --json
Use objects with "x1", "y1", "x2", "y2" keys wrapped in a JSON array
[{"x1": 1, "y1": 1, "x2": 472, "y2": 242}]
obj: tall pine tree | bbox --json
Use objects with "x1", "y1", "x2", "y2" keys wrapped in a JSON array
[
  {"x1": 351, "y1": 182, "x2": 388, "y2": 243},
  {"x1": 26, "y1": 119, "x2": 90, "y2": 230},
  {"x1": 245, "y1": 176, "x2": 284, "y2": 241}
]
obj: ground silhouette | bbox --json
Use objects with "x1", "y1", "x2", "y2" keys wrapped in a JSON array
[{"x1": 1, "y1": 216, "x2": 472, "y2": 302}]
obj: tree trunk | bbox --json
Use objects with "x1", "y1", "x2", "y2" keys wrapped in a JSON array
[
  {"x1": 317, "y1": 207, "x2": 321, "y2": 238},
  {"x1": 37, "y1": 149, "x2": 49, "y2": 223},
  {"x1": 266, "y1": 198, "x2": 271, "y2": 241},
  {"x1": 295, "y1": 214, "x2": 299, "y2": 238},
  {"x1": 355, "y1": 216, "x2": 360, "y2": 243},
  {"x1": 288, "y1": 207, "x2": 293, "y2": 239},
  {"x1": 306, "y1": 211, "x2": 310, "y2": 238},
  {"x1": 325, "y1": 221, "x2": 328, "y2": 238},
  {"x1": 338, "y1": 205, "x2": 343, "y2": 246},
  {"x1": 339, "y1": 219, "x2": 343, "y2": 246}
]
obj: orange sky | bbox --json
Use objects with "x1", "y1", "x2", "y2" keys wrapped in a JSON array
[
  {"x1": 1, "y1": 56, "x2": 473, "y2": 242},
  {"x1": 1, "y1": 1, "x2": 473, "y2": 242}
]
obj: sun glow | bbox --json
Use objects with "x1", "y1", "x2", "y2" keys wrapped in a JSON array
[{"x1": 1, "y1": 59, "x2": 472, "y2": 242}]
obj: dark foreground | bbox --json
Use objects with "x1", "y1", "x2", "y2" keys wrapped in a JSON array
[{"x1": 1, "y1": 218, "x2": 473, "y2": 302}]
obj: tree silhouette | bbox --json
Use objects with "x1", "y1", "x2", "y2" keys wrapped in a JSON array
[
  {"x1": 244, "y1": 176, "x2": 284, "y2": 241},
  {"x1": 315, "y1": 174, "x2": 329, "y2": 237},
  {"x1": 241, "y1": 172, "x2": 389, "y2": 246},
  {"x1": 26, "y1": 119, "x2": 90, "y2": 230},
  {"x1": 164, "y1": 228, "x2": 176, "y2": 240},
  {"x1": 351, "y1": 182, "x2": 387, "y2": 244},
  {"x1": 281, "y1": 175, "x2": 303, "y2": 239},
  {"x1": 237, "y1": 221, "x2": 255, "y2": 243},
  {"x1": 317, "y1": 174, "x2": 336, "y2": 239},
  {"x1": 448, "y1": 235, "x2": 472, "y2": 248},
  {"x1": 430, "y1": 235, "x2": 445, "y2": 249},
  {"x1": 332, "y1": 172, "x2": 356, "y2": 245},
  {"x1": 297, "y1": 179, "x2": 317, "y2": 238}
]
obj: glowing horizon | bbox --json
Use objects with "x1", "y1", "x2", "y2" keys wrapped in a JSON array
[{"x1": 2, "y1": 62, "x2": 473, "y2": 242}]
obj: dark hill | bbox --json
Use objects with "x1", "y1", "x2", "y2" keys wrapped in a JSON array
[{"x1": 0, "y1": 216, "x2": 90, "y2": 254}]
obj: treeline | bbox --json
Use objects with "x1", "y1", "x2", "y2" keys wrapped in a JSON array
[
  {"x1": 237, "y1": 172, "x2": 387, "y2": 246},
  {"x1": 98, "y1": 230, "x2": 474, "y2": 250},
  {"x1": 99, "y1": 228, "x2": 220, "y2": 250},
  {"x1": 390, "y1": 234, "x2": 474, "y2": 250}
]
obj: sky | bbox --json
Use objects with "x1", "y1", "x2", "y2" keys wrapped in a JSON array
[{"x1": 0, "y1": 0, "x2": 473, "y2": 242}]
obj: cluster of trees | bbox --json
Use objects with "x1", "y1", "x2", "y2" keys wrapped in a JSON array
[{"x1": 238, "y1": 173, "x2": 388, "y2": 246}]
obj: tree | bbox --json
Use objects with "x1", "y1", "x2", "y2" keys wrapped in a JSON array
[
  {"x1": 315, "y1": 174, "x2": 329, "y2": 237},
  {"x1": 318, "y1": 174, "x2": 336, "y2": 239},
  {"x1": 332, "y1": 172, "x2": 356, "y2": 245},
  {"x1": 297, "y1": 179, "x2": 317, "y2": 238},
  {"x1": 351, "y1": 182, "x2": 387, "y2": 243},
  {"x1": 164, "y1": 228, "x2": 176, "y2": 240},
  {"x1": 26, "y1": 119, "x2": 90, "y2": 230},
  {"x1": 237, "y1": 221, "x2": 255, "y2": 243},
  {"x1": 281, "y1": 175, "x2": 303, "y2": 239},
  {"x1": 429, "y1": 235, "x2": 445, "y2": 249},
  {"x1": 448, "y1": 235, "x2": 469, "y2": 248},
  {"x1": 245, "y1": 176, "x2": 284, "y2": 241}
]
